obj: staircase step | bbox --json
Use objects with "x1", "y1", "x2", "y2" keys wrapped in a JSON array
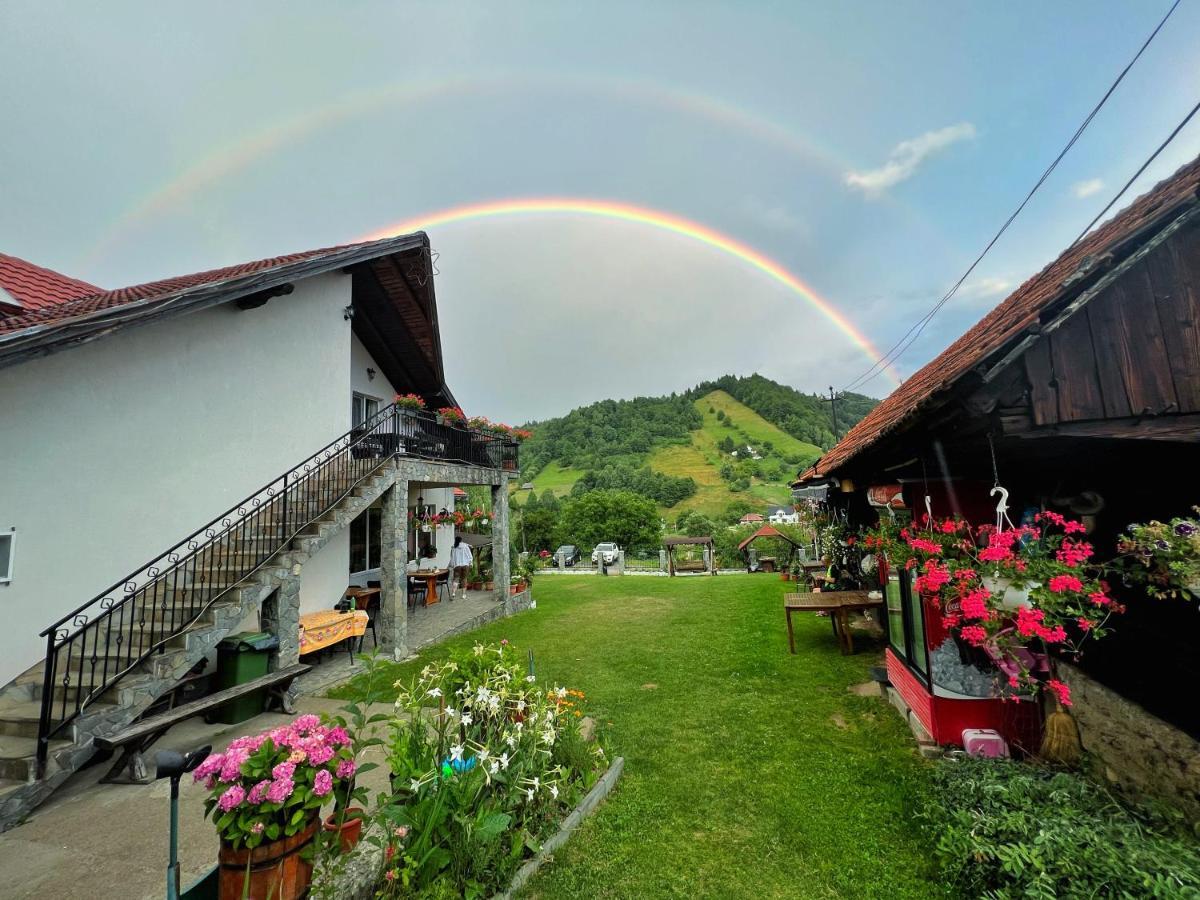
[
  {"x1": 0, "y1": 735, "x2": 70, "y2": 782},
  {"x1": 0, "y1": 699, "x2": 117, "y2": 738}
]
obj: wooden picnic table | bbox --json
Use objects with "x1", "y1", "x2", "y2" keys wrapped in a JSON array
[
  {"x1": 784, "y1": 590, "x2": 883, "y2": 655},
  {"x1": 411, "y1": 568, "x2": 448, "y2": 606},
  {"x1": 343, "y1": 585, "x2": 381, "y2": 610}
]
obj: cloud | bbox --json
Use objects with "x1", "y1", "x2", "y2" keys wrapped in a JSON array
[
  {"x1": 845, "y1": 123, "x2": 976, "y2": 194},
  {"x1": 960, "y1": 276, "x2": 1012, "y2": 300},
  {"x1": 1071, "y1": 178, "x2": 1104, "y2": 199}
]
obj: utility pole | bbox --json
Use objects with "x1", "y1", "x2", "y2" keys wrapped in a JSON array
[{"x1": 825, "y1": 386, "x2": 840, "y2": 442}]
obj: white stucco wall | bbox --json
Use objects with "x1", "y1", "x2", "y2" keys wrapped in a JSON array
[
  {"x1": 350, "y1": 332, "x2": 396, "y2": 408},
  {"x1": 0, "y1": 273, "x2": 354, "y2": 684},
  {"x1": 300, "y1": 530, "x2": 351, "y2": 616}
]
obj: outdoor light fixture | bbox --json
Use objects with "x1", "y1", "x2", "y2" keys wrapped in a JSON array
[
  {"x1": 366, "y1": 367, "x2": 376, "y2": 381},
  {"x1": 343, "y1": 305, "x2": 355, "y2": 321}
]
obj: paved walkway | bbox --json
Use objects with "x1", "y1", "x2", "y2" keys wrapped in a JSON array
[{"x1": 0, "y1": 589, "x2": 518, "y2": 900}]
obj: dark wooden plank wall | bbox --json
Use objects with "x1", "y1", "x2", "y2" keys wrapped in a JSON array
[{"x1": 1026, "y1": 226, "x2": 1200, "y2": 426}]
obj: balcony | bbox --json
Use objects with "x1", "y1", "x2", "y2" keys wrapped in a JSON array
[{"x1": 350, "y1": 407, "x2": 519, "y2": 472}]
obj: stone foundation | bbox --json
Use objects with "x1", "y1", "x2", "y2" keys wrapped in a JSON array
[{"x1": 1059, "y1": 661, "x2": 1200, "y2": 819}]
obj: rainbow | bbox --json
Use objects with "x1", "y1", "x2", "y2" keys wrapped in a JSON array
[
  {"x1": 358, "y1": 198, "x2": 902, "y2": 388},
  {"x1": 77, "y1": 73, "x2": 943, "y2": 268}
]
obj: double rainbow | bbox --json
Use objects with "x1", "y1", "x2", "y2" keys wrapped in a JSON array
[{"x1": 358, "y1": 198, "x2": 902, "y2": 388}]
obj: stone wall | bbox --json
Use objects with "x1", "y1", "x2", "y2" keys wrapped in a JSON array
[{"x1": 1059, "y1": 661, "x2": 1200, "y2": 818}]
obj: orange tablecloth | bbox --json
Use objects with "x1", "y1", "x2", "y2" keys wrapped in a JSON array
[{"x1": 299, "y1": 610, "x2": 369, "y2": 654}]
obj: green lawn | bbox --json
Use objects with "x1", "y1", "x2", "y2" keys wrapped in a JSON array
[
  {"x1": 524, "y1": 461, "x2": 587, "y2": 497},
  {"x1": 333, "y1": 576, "x2": 941, "y2": 898}
]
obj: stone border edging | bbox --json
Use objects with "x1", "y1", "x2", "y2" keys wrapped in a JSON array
[{"x1": 492, "y1": 756, "x2": 624, "y2": 900}]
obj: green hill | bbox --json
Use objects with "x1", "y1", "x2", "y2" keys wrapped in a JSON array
[{"x1": 517, "y1": 375, "x2": 877, "y2": 522}]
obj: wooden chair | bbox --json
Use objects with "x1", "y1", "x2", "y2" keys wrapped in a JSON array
[
  {"x1": 436, "y1": 569, "x2": 451, "y2": 602},
  {"x1": 407, "y1": 576, "x2": 424, "y2": 610}
]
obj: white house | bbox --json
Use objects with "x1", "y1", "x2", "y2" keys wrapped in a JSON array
[
  {"x1": 766, "y1": 505, "x2": 799, "y2": 525},
  {"x1": 0, "y1": 235, "x2": 519, "y2": 825}
]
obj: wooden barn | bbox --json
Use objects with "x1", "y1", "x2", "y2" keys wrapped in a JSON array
[{"x1": 797, "y1": 155, "x2": 1200, "y2": 812}]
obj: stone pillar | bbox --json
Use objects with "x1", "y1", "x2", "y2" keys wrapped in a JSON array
[
  {"x1": 659, "y1": 549, "x2": 668, "y2": 572},
  {"x1": 616, "y1": 549, "x2": 626, "y2": 575},
  {"x1": 262, "y1": 571, "x2": 301, "y2": 669},
  {"x1": 491, "y1": 475, "x2": 511, "y2": 611},
  {"x1": 379, "y1": 475, "x2": 409, "y2": 660}
]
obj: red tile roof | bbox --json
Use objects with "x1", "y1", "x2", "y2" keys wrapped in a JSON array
[
  {"x1": 0, "y1": 237, "x2": 409, "y2": 337},
  {"x1": 802, "y1": 154, "x2": 1200, "y2": 482},
  {"x1": 0, "y1": 253, "x2": 99, "y2": 312}
]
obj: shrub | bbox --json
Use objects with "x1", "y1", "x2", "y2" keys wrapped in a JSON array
[
  {"x1": 920, "y1": 757, "x2": 1200, "y2": 898},
  {"x1": 378, "y1": 641, "x2": 607, "y2": 896}
]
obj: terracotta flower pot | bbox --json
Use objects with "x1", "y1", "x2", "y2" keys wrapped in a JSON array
[
  {"x1": 218, "y1": 819, "x2": 316, "y2": 900},
  {"x1": 324, "y1": 808, "x2": 365, "y2": 853},
  {"x1": 780, "y1": 572, "x2": 791, "y2": 582}
]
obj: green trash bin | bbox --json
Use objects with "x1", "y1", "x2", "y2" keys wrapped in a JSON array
[{"x1": 214, "y1": 631, "x2": 278, "y2": 724}]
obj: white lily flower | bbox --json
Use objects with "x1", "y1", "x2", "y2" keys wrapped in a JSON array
[
  {"x1": 499, "y1": 752, "x2": 510, "y2": 770},
  {"x1": 473, "y1": 644, "x2": 485, "y2": 656},
  {"x1": 505, "y1": 733, "x2": 517, "y2": 748},
  {"x1": 489, "y1": 760, "x2": 499, "y2": 775},
  {"x1": 446, "y1": 706, "x2": 458, "y2": 718},
  {"x1": 550, "y1": 784, "x2": 559, "y2": 799},
  {"x1": 477, "y1": 746, "x2": 490, "y2": 761},
  {"x1": 450, "y1": 743, "x2": 464, "y2": 761},
  {"x1": 531, "y1": 776, "x2": 539, "y2": 790},
  {"x1": 427, "y1": 687, "x2": 442, "y2": 698},
  {"x1": 410, "y1": 778, "x2": 422, "y2": 792},
  {"x1": 555, "y1": 687, "x2": 567, "y2": 699},
  {"x1": 525, "y1": 675, "x2": 536, "y2": 683},
  {"x1": 526, "y1": 788, "x2": 535, "y2": 801},
  {"x1": 461, "y1": 712, "x2": 473, "y2": 727}
]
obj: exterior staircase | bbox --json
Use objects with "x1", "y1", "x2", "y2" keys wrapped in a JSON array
[
  {"x1": 0, "y1": 464, "x2": 398, "y2": 830},
  {"x1": 0, "y1": 404, "x2": 514, "y2": 831}
]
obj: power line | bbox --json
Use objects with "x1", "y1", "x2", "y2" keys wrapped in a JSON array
[
  {"x1": 840, "y1": 0, "x2": 1182, "y2": 393},
  {"x1": 1070, "y1": 97, "x2": 1200, "y2": 247}
]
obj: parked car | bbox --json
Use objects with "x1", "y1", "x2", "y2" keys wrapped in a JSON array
[
  {"x1": 550, "y1": 545, "x2": 580, "y2": 567},
  {"x1": 592, "y1": 542, "x2": 620, "y2": 565}
]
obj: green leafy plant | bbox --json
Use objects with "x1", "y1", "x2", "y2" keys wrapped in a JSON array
[
  {"x1": 921, "y1": 757, "x2": 1200, "y2": 898},
  {"x1": 1118, "y1": 508, "x2": 1200, "y2": 600}
]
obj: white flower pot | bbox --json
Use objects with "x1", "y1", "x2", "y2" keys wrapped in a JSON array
[{"x1": 984, "y1": 574, "x2": 1035, "y2": 609}]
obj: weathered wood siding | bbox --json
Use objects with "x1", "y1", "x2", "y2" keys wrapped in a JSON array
[{"x1": 1025, "y1": 225, "x2": 1200, "y2": 426}]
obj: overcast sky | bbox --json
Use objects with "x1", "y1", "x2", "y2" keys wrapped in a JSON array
[{"x1": 3, "y1": 1, "x2": 1199, "y2": 423}]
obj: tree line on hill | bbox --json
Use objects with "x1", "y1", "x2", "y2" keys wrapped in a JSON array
[{"x1": 687, "y1": 374, "x2": 876, "y2": 449}]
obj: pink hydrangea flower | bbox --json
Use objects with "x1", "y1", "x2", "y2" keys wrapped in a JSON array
[
  {"x1": 217, "y1": 785, "x2": 246, "y2": 812},
  {"x1": 307, "y1": 743, "x2": 335, "y2": 766},
  {"x1": 271, "y1": 761, "x2": 296, "y2": 781},
  {"x1": 219, "y1": 749, "x2": 249, "y2": 783},
  {"x1": 327, "y1": 727, "x2": 351, "y2": 747},
  {"x1": 247, "y1": 780, "x2": 272, "y2": 805},
  {"x1": 193, "y1": 753, "x2": 225, "y2": 781},
  {"x1": 293, "y1": 714, "x2": 321, "y2": 733},
  {"x1": 313, "y1": 769, "x2": 333, "y2": 797},
  {"x1": 336, "y1": 758, "x2": 357, "y2": 780},
  {"x1": 266, "y1": 778, "x2": 295, "y2": 804}
]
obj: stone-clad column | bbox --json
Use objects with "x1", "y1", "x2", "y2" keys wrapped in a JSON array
[
  {"x1": 379, "y1": 474, "x2": 409, "y2": 660},
  {"x1": 491, "y1": 475, "x2": 511, "y2": 610},
  {"x1": 262, "y1": 571, "x2": 302, "y2": 669}
]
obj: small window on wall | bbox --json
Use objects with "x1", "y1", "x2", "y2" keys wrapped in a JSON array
[
  {"x1": 0, "y1": 530, "x2": 14, "y2": 583},
  {"x1": 352, "y1": 393, "x2": 380, "y2": 428}
]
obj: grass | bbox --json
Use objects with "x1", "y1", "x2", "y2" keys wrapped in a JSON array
[
  {"x1": 649, "y1": 391, "x2": 821, "y2": 519},
  {"x1": 333, "y1": 576, "x2": 941, "y2": 898},
  {"x1": 524, "y1": 461, "x2": 587, "y2": 497}
]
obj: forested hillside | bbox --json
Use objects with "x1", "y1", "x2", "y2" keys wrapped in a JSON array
[
  {"x1": 516, "y1": 375, "x2": 878, "y2": 519},
  {"x1": 688, "y1": 374, "x2": 877, "y2": 448}
]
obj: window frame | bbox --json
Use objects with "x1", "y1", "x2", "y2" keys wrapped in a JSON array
[{"x1": 0, "y1": 530, "x2": 14, "y2": 584}]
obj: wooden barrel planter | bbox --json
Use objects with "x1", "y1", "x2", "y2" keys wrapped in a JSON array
[{"x1": 218, "y1": 820, "x2": 317, "y2": 900}]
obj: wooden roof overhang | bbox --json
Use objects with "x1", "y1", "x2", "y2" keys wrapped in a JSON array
[{"x1": 737, "y1": 524, "x2": 802, "y2": 553}]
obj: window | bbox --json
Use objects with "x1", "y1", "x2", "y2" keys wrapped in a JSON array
[
  {"x1": 0, "y1": 530, "x2": 13, "y2": 583},
  {"x1": 349, "y1": 506, "x2": 384, "y2": 574},
  {"x1": 351, "y1": 393, "x2": 381, "y2": 428}
]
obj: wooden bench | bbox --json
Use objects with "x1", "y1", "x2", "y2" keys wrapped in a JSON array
[{"x1": 94, "y1": 663, "x2": 310, "y2": 784}]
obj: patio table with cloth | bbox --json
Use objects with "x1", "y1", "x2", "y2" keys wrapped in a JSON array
[
  {"x1": 299, "y1": 609, "x2": 369, "y2": 656},
  {"x1": 784, "y1": 590, "x2": 882, "y2": 655}
]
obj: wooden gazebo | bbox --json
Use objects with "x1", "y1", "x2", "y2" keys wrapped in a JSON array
[
  {"x1": 737, "y1": 524, "x2": 803, "y2": 572},
  {"x1": 664, "y1": 536, "x2": 715, "y2": 576}
]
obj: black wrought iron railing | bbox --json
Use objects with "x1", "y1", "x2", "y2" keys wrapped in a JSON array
[{"x1": 36, "y1": 404, "x2": 518, "y2": 773}]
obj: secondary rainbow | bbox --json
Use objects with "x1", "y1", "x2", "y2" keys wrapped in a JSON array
[{"x1": 358, "y1": 198, "x2": 902, "y2": 388}]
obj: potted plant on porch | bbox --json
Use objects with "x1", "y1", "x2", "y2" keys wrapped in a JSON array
[
  {"x1": 1118, "y1": 507, "x2": 1200, "y2": 600},
  {"x1": 194, "y1": 715, "x2": 359, "y2": 899}
]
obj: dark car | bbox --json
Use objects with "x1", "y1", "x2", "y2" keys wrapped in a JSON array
[{"x1": 551, "y1": 545, "x2": 580, "y2": 566}]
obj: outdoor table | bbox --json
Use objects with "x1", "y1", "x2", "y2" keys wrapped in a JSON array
[
  {"x1": 411, "y1": 568, "x2": 448, "y2": 607},
  {"x1": 343, "y1": 585, "x2": 381, "y2": 610},
  {"x1": 299, "y1": 609, "x2": 369, "y2": 656},
  {"x1": 784, "y1": 590, "x2": 882, "y2": 655}
]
